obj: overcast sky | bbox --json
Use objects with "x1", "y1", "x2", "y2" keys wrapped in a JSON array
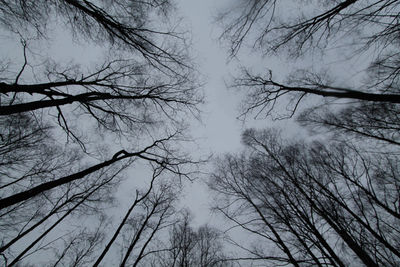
[
  {"x1": 177, "y1": 0, "x2": 242, "y2": 153},
  {"x1": 173, "y1": 0, "x2": 307, "y2": 227},
  {"x1": 172, "y1": 0, "x2": 244, "y2": 226}
]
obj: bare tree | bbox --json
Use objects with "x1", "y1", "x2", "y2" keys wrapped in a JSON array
[
  {"x1": 212, "y1": 2, "x2": 400, "y2": 266},
  {"x1": 218, "y1": 0, "x2": 400, "y2": 119},
  {"x1": 0, "y1": 43, "x2": 200, "y2": 151},
  {"x1": 148, "y1": 210, "x2": 230, "y2": 267},
  {"x1": 0, "y1": 131, "x2": 192, "y2": 210},
  {"x1": 0, "y1": 0, "x2": 201, "y2": 148},
  {"x1": 92, "y1": 166, "x2": 176, "y2": 267},
  {"x1": 1, "y1": 165, "x2": 187, "y2": 266},
  {"x1": 0, "y1": 125, "x2": 197, "y2": 265},
  {"x1": 119, "y1": 182, "x2": 176, "y2": 267},
  {"x1": 51, "y1": 219, "x2": 107, "y2": 267},
  {"x1": 2, "y1": 170, "x2": 117, "y2": 266},
  {"x1": 298, "y1": 101, "x2": 400, "y2": 147},
  {"x1": 0, "y1": 1, "x2": 201, "y2": 266},
  {"x1": 0, "y1": 0, "x2": 189, "y2": 72},
  {"x1": 234, "y1": 69, "x2": 400, "y2": 119},
  {"x1": 210, "y1": 128, "x2": 400, "y2": 267}
]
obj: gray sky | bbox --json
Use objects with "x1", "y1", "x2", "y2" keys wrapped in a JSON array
[
  {"x1": 174, "y1": 0, "x2": 310, "y2": 227},
  {"x1": 174, "y1": 0, "x2": 244, "y2": 226},
  {"x1": 178, "y1": 0, "x2": 243, "y2": 153}
]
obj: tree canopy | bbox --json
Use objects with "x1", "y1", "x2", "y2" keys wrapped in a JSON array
[
  {"x1": 209, "y1": 1, "x2": 400, "y2": 266},
  {"x1": 2, "y1": 0, "x2": 400, "y2": 266},
  {"x1": 0, "y1": 1, "x2": 204, "y2": 265}
]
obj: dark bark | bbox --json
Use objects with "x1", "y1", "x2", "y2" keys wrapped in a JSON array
[
  {"x1": 93, "y1": 170, "x2": 158, "y2": 266},
  {"x1": 0, "y1": 91, "x2": 171, "y2": 116},
  {"x1": 263, "y1": 143, "x2": 379, "y2": 267},
  {"x1": 245, "y1": 195, "x2": 301, "y2": 267},
  {"x1": 132, "y1": 209, "x2": 166, "y2": 267},
  {"x1": 8, "y1": 182, "x2": 103, "y2": 266},
  {"x1": 273, "y1": 83, "x2": 400, "y2": 103},
  {"x1": 0, "y1": 197, "x2": 70, "y2": 253},
  {"x1": 0, "y1": 143, "x2": 164, "y2": 210},
  {"x1": 120, "y1": 204, "x2": 157, "y2": 266}
]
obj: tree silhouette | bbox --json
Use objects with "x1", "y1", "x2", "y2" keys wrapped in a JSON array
[
  {"x1": 0, "y1": 1, "x2": 201, "y2": 265},
  {"x1": 218, "y1": 0, "x2": 400, "y2": 119},
  {"x1": 210, "y1": 129, "x2": 400, "y2": 266}
]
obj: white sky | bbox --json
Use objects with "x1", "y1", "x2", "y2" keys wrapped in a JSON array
[
  {"x1": 174, "y1": 0, "x2": 309, "y2": 227},
  {"x1": 174, "y1": 0, "x2": 243, "y2": 226},
  {"x1": 178, "y1": 0, "x2": 242, "y2": 153}
]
